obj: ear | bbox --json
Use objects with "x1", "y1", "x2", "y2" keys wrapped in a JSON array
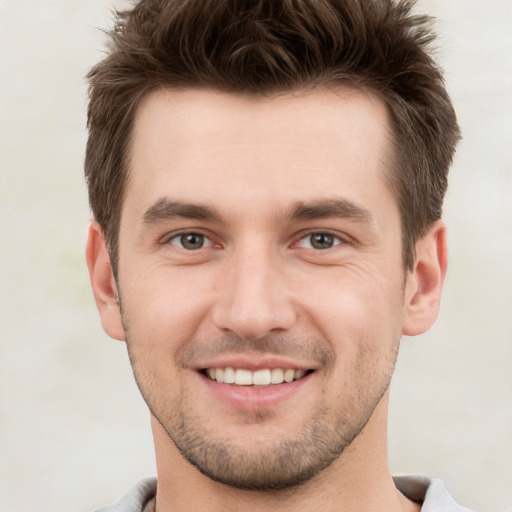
[
  {"x1": 402, "y1": 220, "x2": 448, "y2": 336},
  {"x1": 85, "y1": 222, "x2": 125, "y2": 341}
]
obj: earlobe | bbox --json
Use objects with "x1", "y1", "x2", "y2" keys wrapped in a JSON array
[
  {"x1": 402, "y1": 220, "x2": 448, "y2": 336},
  {"x1": 85, "y1": 222, "x2": 125, "y2": 341}
]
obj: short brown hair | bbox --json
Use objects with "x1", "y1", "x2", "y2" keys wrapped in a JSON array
[{"x1": 85, "y1": 0, "x2": 460, "y2": 272}]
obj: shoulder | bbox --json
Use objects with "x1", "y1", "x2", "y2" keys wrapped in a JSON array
[
  {"x1": 394, "y1": 475, "x2": 473, "y2": 512},
  {"x1": 94, "y1": 476, "x2": 157, "y2": 512}
]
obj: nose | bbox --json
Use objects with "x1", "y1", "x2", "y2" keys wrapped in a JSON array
[{"x1": 211, "y1": 244, "x2": 297, "y2": 340}]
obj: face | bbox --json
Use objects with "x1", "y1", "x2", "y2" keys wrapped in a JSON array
[{"x1": 100, "y1": 87, "x2": 421, "y2": 489}]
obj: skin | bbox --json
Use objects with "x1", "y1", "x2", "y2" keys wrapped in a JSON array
[{"x1": 87, "y1": 87, "x2": 447, "y2": 512}]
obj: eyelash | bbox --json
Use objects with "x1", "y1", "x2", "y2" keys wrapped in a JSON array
[
  {"x1": 163, "y1": 230, "x2": 346, "y2": 251},
  {"x1": 294, "y1": 231, "x2": 345, "y2": 250},
  {"x1": 165, "y1": 231, "x2": 215, "y2": 250}
]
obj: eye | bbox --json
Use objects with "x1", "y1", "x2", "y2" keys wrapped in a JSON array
[
  {"x1": 168, "y1": 232, "x2": 212, "y2": 250},
  {"x1": 296, "y1": 232, "x2": 343, "y2": 250}
]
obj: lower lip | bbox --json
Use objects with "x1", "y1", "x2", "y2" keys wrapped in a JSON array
[{"x1": 199, "y1": 372, "x2": 313, "y2": 410}]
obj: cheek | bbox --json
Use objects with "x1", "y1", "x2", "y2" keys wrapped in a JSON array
[
  {"x1": 295, "y1": 266, "x2": 404, "y2": 385},
  {"x1": 120, "y1": 271, "x2": 205, "y2": 408},
  {"x1": 297, "y1": 266, "x2": 404, "y2": 338},
  {"x1": 119, "y1": 265, "x2": 216, "y2": 358}
]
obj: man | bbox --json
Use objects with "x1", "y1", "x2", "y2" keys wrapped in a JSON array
[{"x1": 85, "y1": 0, "x2": 467, "y2": 510}]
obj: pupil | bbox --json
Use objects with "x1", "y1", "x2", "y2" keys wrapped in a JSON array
[
  {"x1": 181, "y1": 233, "x2": 204, "y2": 250},
  {"x1": 311, "y1": 233, "x2": 333, "y2": 249}
]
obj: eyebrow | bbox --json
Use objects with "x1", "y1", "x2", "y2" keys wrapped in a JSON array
[
  {"x1": 141, "y1": 197, "x2": 373, "y2": 226},
  {"x1": 287, "y1": 198, "x2": 373, "y2": 224},
  {"x1": 141, "y1": 198, "x2": 221, "y2": 224}
]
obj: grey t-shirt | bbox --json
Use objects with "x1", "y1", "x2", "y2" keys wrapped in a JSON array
[{"x1": 94, "y1": 474, "x2": 471, "y2": 512}]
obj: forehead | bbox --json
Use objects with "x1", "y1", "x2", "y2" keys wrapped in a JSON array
[{"x1": 124, "y1": 87, "x2": 395, "y2": 222}]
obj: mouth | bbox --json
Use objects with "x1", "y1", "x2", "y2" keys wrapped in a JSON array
[{"x1": 201, "y1": 367, "x2": 314, "y2": 386}]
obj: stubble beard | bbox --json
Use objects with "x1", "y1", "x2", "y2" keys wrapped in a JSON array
[
  {"x1": 124, "y1": 332, "x2": 399, "y2": 491},
  {"x1": 154, "y1": 396, "x2": 359, "y2": 490}
]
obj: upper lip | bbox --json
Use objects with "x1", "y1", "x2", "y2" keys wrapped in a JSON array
[{"x1": 193, "y1": 355, "x2": 317, "y2": 372}]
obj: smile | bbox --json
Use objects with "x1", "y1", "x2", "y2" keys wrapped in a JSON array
[{"x1": 204, "y1": 367, "x2": 311, "y2": 386}]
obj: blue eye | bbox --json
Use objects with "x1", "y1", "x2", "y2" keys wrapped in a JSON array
[
  {"x1": 297, "y1": 232, "x2": 342, "y2": 250},
  {"x1": 169, "y1": 232, "x2": 211, "y2": 250}
]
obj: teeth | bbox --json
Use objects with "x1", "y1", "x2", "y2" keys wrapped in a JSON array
[
  {"x1": 253, "y1": 369, "x2": 271, "y2": 386},
  {"x1": 205, "y1": 367, "x2": 309, "y2": 386},
  {"x1": 223, "y1": 367, "x2": 235, "y2": 384},
  {"x1": 234, "y1": 369, "x2": 253, "y2": 385},
  {"x1": 284, "y1": 369, "x2": 295, "y2": 383},
  {"x1": 271, "y1": 368, "x2": 284, "y2": 384}
]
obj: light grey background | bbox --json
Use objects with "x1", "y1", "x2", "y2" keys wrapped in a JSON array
[{"x1": 0, "y1": 1, "x2": 511, "y2": 511}]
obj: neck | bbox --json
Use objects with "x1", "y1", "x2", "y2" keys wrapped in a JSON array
[{"x1": 151, "y1": 392, "x2": 420, "y2": 512}]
